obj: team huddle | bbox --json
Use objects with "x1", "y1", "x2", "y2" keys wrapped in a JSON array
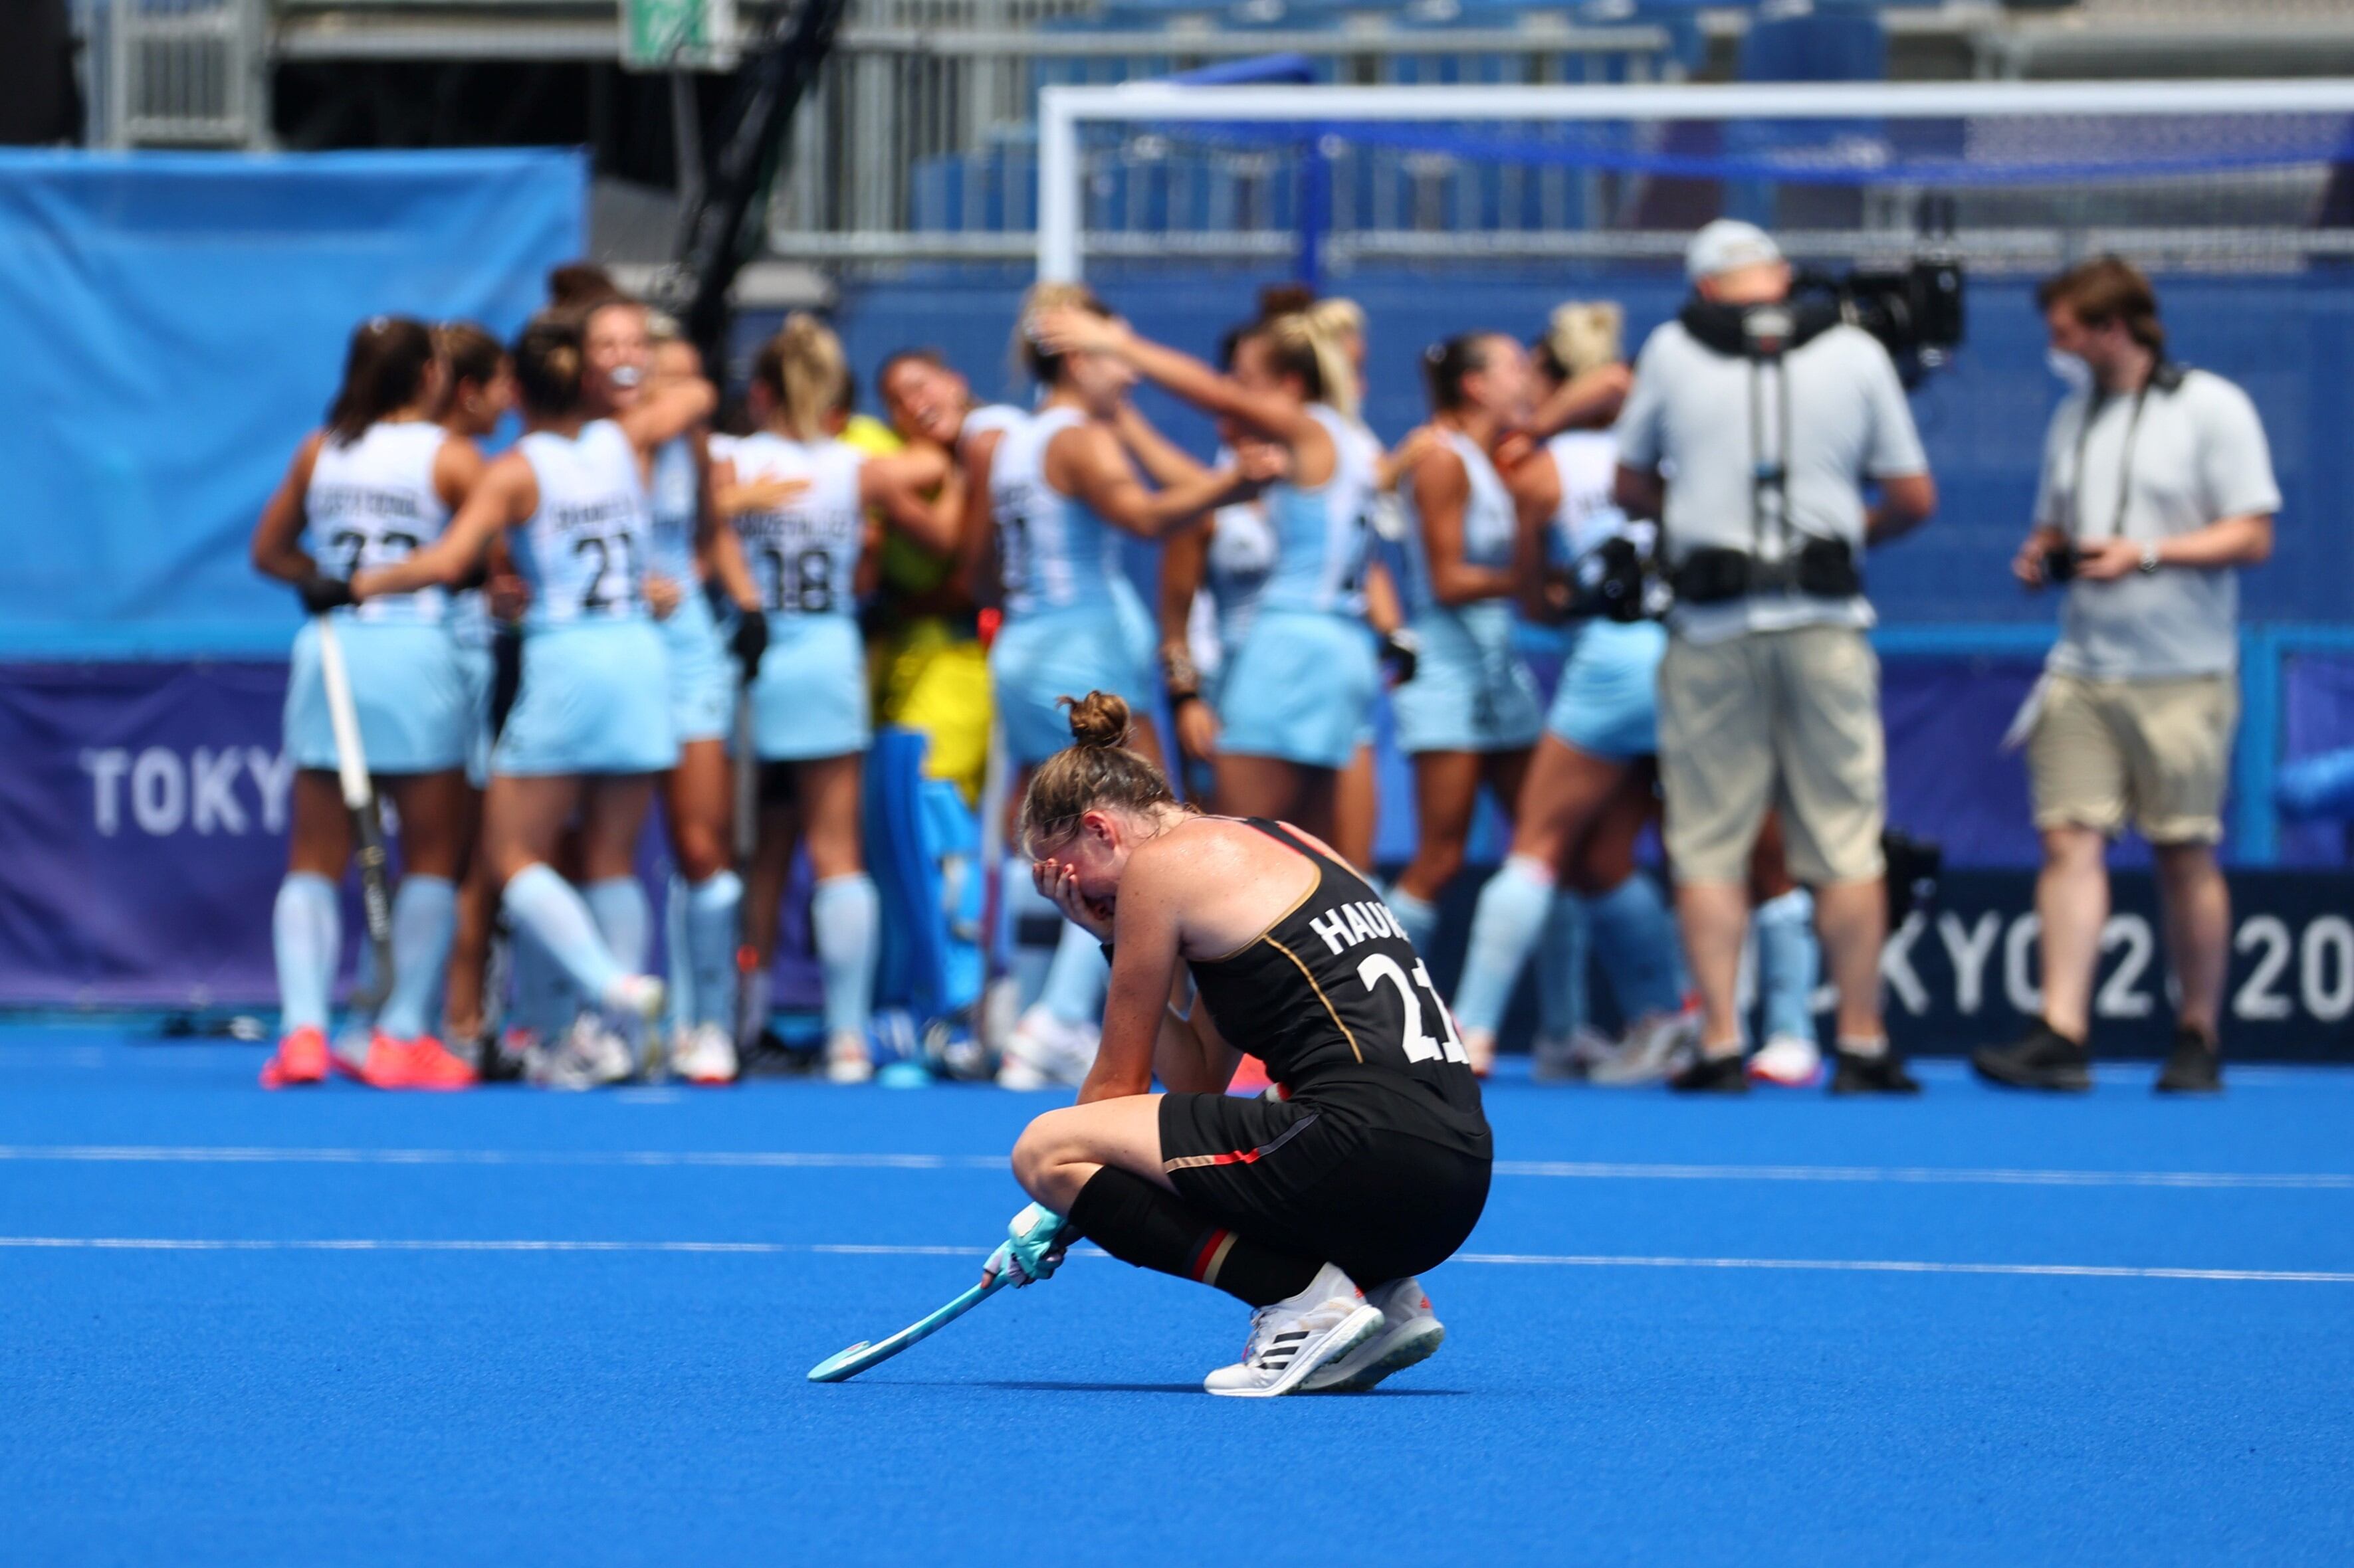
[{"x1": 251, "y1": 264, "x2": 1840, "y2": 1101}]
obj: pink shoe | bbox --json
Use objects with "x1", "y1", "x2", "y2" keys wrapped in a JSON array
[{"x1": 259, "y1": 1025, "x2": 330, "y2": 1089}]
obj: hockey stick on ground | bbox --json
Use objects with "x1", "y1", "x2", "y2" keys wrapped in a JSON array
[
  {"x1": 314, "y1": 616, "x2": 393, "y2": 1014},
  {"x1": 806, "y1": 1270, "x2": 1012, "y2": 1383}
]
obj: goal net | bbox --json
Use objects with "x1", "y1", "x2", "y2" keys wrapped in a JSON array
[{"x1": 1035, "y1": 78, "x2": 2354, "y2": 281}]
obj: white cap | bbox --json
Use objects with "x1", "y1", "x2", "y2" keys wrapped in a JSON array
[{"x1": 1685, "y1": 219, "x2": 1783, "y2": 282}]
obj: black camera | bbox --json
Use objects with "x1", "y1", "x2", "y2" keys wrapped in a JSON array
[
  {"x1": 1792, "y1": 257, "x2": 1965, "y2": 389},
  {"x1": 2043, "y1": 543, "x2": 2081, "y2": 583}
]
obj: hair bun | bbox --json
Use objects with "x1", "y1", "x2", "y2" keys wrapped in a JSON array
[{"x1": 1060, "y1": 690, "x2": 1131, "y2": 749}]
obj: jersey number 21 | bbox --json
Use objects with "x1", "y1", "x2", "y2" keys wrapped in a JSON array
[{"x1": 1356, "y1": 954, "x2": 1469, "y2": 1066}]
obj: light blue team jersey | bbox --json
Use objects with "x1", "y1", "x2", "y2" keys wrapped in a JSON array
[
  {"x1": 725, "y1": 431, "x2": 868, "y2": 621},
  {"x1": 1400, "y1": 428, "x2": 1517, "y2": 620},
  {"x1": 304, "y1": 419, "x2": 453, "y2": 625},
  {"x1": 512, "y1": 419, "x2": 653, "y2": 629},
  {"x1": 1204, "y1": 486, "x2": 1275, "y2": 655},
  {"x1": 1260, "y1": 403, "x2": 1378, "y2": 618},
  {"x1": 645, "y1": 435, "x2": 702, "y2": 585},
  {"x1": 986, "y1": 405, "x2": 1125, "y2": 619}
]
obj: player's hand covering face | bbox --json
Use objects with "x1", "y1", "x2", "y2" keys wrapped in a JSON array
[{"x1": 1033, "y1": 850, "x2": 1115, "y2": 941}]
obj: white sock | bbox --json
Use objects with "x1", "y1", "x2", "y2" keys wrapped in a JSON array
[
  {"x1": 377, "y1": 875, "x2": 457, "y2": 1041},
  {"x1": 583, "y1": 876, "x2": 651, "y2": 976},
  {"x1": 501, "y1": 863, "x2": 623, "y2": 1001},
  {"x1": 271, "y1": 872, "x2": 340, "y2": 1033},
  {"x1": 1451, "y1": 856, "x2": 1554, "y2": 1037},
  {"x1": 1037, "y1": 918, "x2": 1109, "y2": 1027},
  {"x1": 1384, "y1": 886, "x2": 1440, "y2": 955},
  {"x1": 811, "y1": 872, "x2": 880, "y2": 1041},
  {"x1": 684, "y1": 872, "x2": 744, "y2": 1031}
]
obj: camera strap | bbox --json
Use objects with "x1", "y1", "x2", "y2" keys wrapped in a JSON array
[
  {"x1": 2063, "y1": 376, "x2": 2157, "y2": 543},
  {"x1": 1747, "y1": 352, "x2": 1796, "y2": 559}
]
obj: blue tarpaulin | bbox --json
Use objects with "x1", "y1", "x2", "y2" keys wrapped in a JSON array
[{"x1": 0, "y1": 149, "x2": 585, "y2": 658}]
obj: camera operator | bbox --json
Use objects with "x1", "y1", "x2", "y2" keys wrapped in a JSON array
[
  {"x1": 1973, "y1": 256, "x2": 2277, "y2": 1096},
  {"x1": 1615, "y1": 220, "x2": 1937, "y2": 1096}
]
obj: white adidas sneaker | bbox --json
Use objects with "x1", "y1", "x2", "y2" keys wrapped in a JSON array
[
  {"x1": 823, "y1": 1029, "x2": 875, "y2": 1085},
  {"x1": 526, "y1": 1014, "x2": 636, "y2": 1091},
  {"x1": 1748, "y1": 1032, "x2": 1824, "y2": 1088},
  {"x1": 1202, "y1": 1263, "x2": 1384, "y2": 1399},
  {"x1": 1301, "y1": 1276, "x2": 1446, "y2": 1393},
  {"x1": 1589, "y1": 1009, "x2": 1699, "y2": 1087},
  {"x1": 673, "y1": 1021, "x2": 738, "y2": 1086},
  {"x1": 994, "y1": 1006, "x2": 1099, "y2": 1090}
]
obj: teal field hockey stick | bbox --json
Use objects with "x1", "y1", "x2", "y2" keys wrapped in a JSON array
[{"x1": 807, "y1": 1270, "x2": 1011, "y2": 1383}]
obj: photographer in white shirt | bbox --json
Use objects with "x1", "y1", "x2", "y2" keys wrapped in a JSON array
[{"x1": 1974, "y1": 256, "x2": 2278, "y2": 1096}]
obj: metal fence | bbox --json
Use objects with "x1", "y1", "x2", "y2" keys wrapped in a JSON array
[
  {"x1": 96, "y1": 0, "x2": 268, "y2": 147},
  {"x1": 766, "y1": 17, "x2": 1678, "y2": 258}
]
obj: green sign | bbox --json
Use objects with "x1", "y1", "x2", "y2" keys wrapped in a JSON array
[{"x1": 623, "y1": 0, "x2": 736, "y2": 70}]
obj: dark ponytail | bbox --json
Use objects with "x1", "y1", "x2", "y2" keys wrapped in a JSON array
[
  {"x1": 511, "y1": 310, "x2": 588, "y2": 419},
  {"x1": 1422, "y1": 332, "x2": 1496, "y2": 414},
  {"x1": 324, "y1": 316, "x2": 436, "y2": 446}
]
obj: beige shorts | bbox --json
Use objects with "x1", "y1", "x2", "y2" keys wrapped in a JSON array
[
  {"x1": 1658, "y1": 623, "x2": 1886, "y2": 887},
  {"x1": 2027, "y1": 671, "x2": 2238, "y2": 845}
]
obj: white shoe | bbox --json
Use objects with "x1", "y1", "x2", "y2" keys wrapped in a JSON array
[
  {"x1": 1589, "y1": 1009, "x2": 1699, "y2": 1087},
  {"x1": 1749, "y1": 1032, "x2": 1825, "y2": 1088},
  {"x1": 824, "y1": 1029, "x2": 874, "y2": 1085},
  {"x1": 596, "y1": 974, "x2": 667, "y2": 1080},
  {"x1": 994, "y1": 1007, "x2": 1099, "y2": 1090},
  {"x1": 1301, "y1": 1276, "x2": 1445, "y2": 1392},
  {"x1": 1202, "y1": 1263, "x2": 1385, "y2": 1399},
  {"x1": 673, "y1": 1022, "x2": 738, "y2": 1086},
  {"x1": 1531, "y1": 1025, "x2": 1614, "y2": 1083},
  {"x1": 526, "y1": 1014, "x2": 636, "y2": 1090}
]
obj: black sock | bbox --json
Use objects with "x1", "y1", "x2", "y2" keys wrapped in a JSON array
[{"x1": 1065, "y1": 1167, "x2": 1321, "y2": 1308}]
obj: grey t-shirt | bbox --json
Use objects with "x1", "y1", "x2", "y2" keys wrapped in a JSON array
[
  {"x1": 2034, "y1": 367, "x2": 2280, "y2": 680},
  {"x1": 1616, "y1": 319, "x2": 1927, "y2": 644}
]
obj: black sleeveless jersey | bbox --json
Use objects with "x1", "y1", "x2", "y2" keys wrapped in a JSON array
[{"x1": 1190, "y1": 821, "x2": 1486, "y2": 1127}]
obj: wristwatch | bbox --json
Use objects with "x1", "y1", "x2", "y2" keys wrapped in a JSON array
[{"x1": 2138, "y1": 543, "x2": 2162, "y2": 575}]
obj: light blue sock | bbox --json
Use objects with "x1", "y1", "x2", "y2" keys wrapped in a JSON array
[
  {"x1": 664, "y1": 873, "x2": 692, "y2": 1032},
  {"x1": 272, "y1": 872, "x2": 340, "y2": 1033},
  {"x1": 1588, "y1": 871, "x2": 1683, "y2": 1022},
  {"x1": 811, "y1": 872, "x2": 880, "y2": 1040},
  {"x1": 1452, "y1": 856, "x2": 1554, "y2": 1037},
  {"x1": 1384, "y1": 885, "x2": 1440, "y2": 955},
  {"x1": 685, "y1": 871, "x2": 744, "y2": 1030},
  {"x1": 1037, "y1": 918, "x2": 1109, "y2": 1027},
  {"x1": 1003, "y1": 854, "x2": 1061, "y2": 1013},
  {"x1": 1755, "y1": 888, "x2": 1820, "y2": 1045},
  {"x1": 377, "y1": 875, "x2": 457, "y2": 1040},
  {"x1": 502, "y1": 863, "x2": 623, "y2": 1001},
  {"x1": 584, "y1": 876, "x2": 651, "y2": 976},
  {"x1": 1535, "y1": 890, "x2": 1591, "y2": 1042}
]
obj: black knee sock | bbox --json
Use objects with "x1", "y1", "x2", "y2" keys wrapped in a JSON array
[{"x1": 1065, "y1": 1167, "x2": 1321, "y2": 1308}]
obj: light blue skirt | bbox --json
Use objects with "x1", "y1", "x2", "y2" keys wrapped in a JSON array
[
  {"x1": 662, "y1": 590, "x2": 734, "y2": 746},
  {"x1": 752, "y1": 613, "x2": 870, "y2": 762},
  {"x1": 1545, "y1": 617, "x2": 1666, "y2": 761},
  {"x1": 283, "y1": 618, "x2": 473, "y2": 775},
  {"x1": 493, "y1": 620, "x2": 677, "y2": 777},
  {"x1": 990, "y1": 585, "x2": 1157, "y2": 769},
  {"x1": 1388, "y1": 602, "x2": 1543, "y2": 756},
  {"x1": 1216, "y1": 608, "x2": 1378, "y2": 770}
]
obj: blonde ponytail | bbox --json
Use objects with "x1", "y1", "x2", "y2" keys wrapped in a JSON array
[
  {"x1": 752, "y1": 312, "x2": 847, "y2": 441},
  {"x1": 1013, "y1": 280, "x2": 1111, "y2": 385},
  {"x1": 1261, "y1": 311, "x2": 1360, "y2": 422},
  {"x1": 1543, "y1": 301, "x2": 1624, "y2": 381}
]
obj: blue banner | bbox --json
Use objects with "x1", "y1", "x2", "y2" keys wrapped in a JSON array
[{"x1": 0, "y1": 149, "x2": 585, "y2": 659}]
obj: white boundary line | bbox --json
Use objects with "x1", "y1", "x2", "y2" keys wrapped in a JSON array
[
  {"x1": 2, "y1": 1144, "x2": 2349, "y2": 1190},
  {"x1": 2, "y1": 1236, "x2": 2349, "y2": 1284}
]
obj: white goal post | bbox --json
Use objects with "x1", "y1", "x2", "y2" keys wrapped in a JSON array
[{"x1": 1036, "y1": 76, "x2": 2354, "y2": 281}]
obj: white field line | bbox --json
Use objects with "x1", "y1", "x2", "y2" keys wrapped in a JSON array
[
  {"x1": 1, "y1": 1235, "x2": 2349, "y2": 1284},
  {"x1": 1, "y1": 1144, "x2": 2349, "y2": 1191}
]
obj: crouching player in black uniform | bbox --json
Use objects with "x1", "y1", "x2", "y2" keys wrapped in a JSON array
[{"x1": 986, "y1": 691, "x2": 1492, "y2": 1396}]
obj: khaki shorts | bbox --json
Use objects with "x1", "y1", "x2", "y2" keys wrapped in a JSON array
[
  {"x1": 2027, "y1": 671, "x2": 2238, "y2": 845},
  {"x1": 1659, "y1": 623, "x2": 1886, "y2": 887}
]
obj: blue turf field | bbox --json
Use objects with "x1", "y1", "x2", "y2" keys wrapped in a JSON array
[{"x1": 4, "y1": 1024, "x2": 2351, "y2": 1565}]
